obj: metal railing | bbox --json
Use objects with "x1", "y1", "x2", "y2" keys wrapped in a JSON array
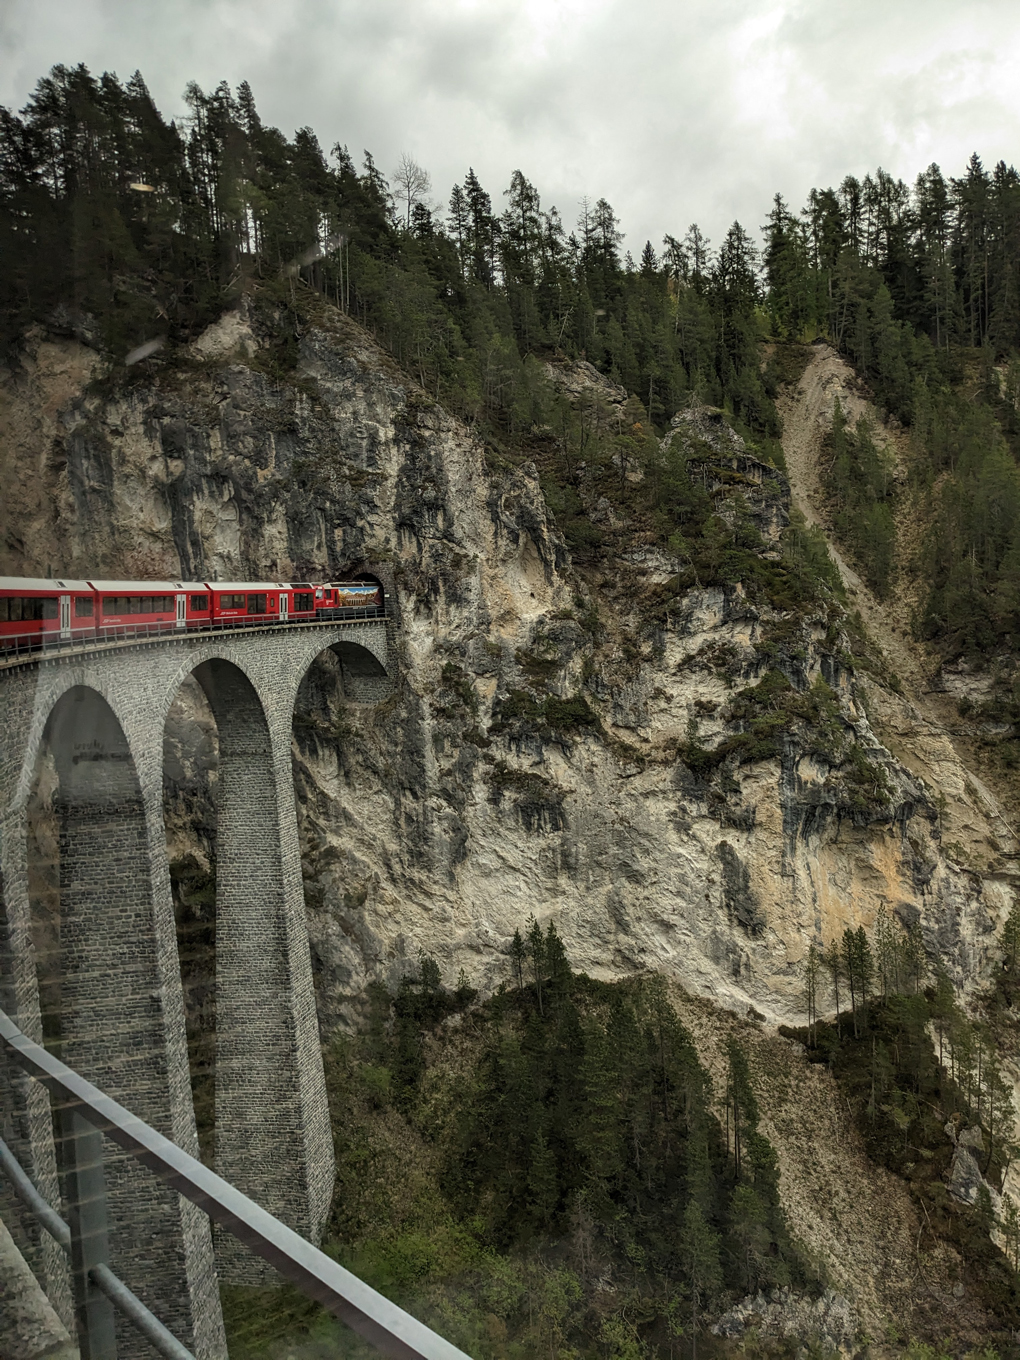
[
  {"x1": 0, "y1": 605, "x2": 388, "y2": 669},
  {"x1": 0, "y1": 1130, "x2": 192, "y2": 1359},
  {"x1": 0, "y1": 1007, "x2": 470, "y2": 1360}
]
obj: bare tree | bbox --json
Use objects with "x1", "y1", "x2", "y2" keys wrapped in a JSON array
[{"x1": 393, "y1": 153, "x2": 431, "y2": 229}]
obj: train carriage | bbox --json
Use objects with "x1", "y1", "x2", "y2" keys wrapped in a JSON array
[
  {"x1": 0, "y1": 577, "x2": 93, "y2": 651},
  {"x1": 208, "y1": 582, "x2": 285, "y2": 626},
  {"x1": 283, "y1": 585, "x2": 318, "y2": 621},
  {"x1": 320, "y1": 580, "x2": 383, "y2": 618},
  {"x1": 90, "y1": 581, "x2": 199, "y2": 637}
]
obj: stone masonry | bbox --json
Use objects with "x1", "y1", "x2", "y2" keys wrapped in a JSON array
[{"x1": 0, "y1": 619, "x2": 390, "y2": 1356}]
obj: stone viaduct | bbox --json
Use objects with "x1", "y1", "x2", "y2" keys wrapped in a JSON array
[{"x1": 0, "y1": 619, "x2": 391, "y2": 1359}]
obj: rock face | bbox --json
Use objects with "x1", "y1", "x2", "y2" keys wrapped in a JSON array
[
  {"x1": 0, "y1": 305, "x2": 1009, "y2": 1038},
  {"x1": 712, "y1": 1287, "x2": 858, "y2": 1352},
  {"x1": 948, "y1": 1125, "x2": 1001, "y2": 1210},
  {"x1": 665, "y1": 405, "x2": 791, "y2": 548}
]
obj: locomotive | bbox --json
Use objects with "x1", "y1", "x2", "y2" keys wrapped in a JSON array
[{"x1": 0, "y1": 576, "x2": 384, "y2": 655}]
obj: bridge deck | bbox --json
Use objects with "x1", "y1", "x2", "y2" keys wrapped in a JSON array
[{"x1": 0, "y1": 612, "x2": 389, "y2": 674}]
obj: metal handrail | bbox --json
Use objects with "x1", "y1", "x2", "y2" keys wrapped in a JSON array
[
  {"x1": 0, "y1": 606, "x2": 389, "y2": 672},
  {"x1": 0, "y1": 1007, "x2": 470, "y2": 1360},
  {"x1": 0, "y1": 1132, "x2": 72, "y2": 1248},
  {"x1": 0, "y1": 1134, "x2": 193, "y2": 1359}
]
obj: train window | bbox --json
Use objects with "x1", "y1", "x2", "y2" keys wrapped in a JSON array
[
  {"x1": 190, "y1": 595, "x2": 208, "y2": 611},
  {"x1": 101, "y1": 594, "x2": 175, "y2": 615},
  {"x1": 246, "y1": 593, "x2": 267, "y2": 614},
  {"x1": 74, "y1": 597, "x2": 94, "y2": 617},
  {"x1": 293, "y1": 592, "x2": 314, "y2": 611},
  {"x1": 2, "y1": 597, "x2": 55, "y2": 622},
  {"x1": 220, "y1": 593, "x2": 245, "y2": 609}
]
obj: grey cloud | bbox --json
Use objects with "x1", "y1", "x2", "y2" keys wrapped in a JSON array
[{"x1": 2, "y1": 0, "x2": 1019, "y2": 251}]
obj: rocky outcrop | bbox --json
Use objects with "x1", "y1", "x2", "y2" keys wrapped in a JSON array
[
  {"x1": 666, "y1": 405, "x2": 790, "y2": 548},
  {"x1": 947, "y1": 1123, "x2": 1001, "y2": 1210},
  {"x1": 712, "y1": 1287, "x2": 858, "y2": 1353},
  {"x1": 0, "y1": 306, "x2": 1008, "y2": 1039}
]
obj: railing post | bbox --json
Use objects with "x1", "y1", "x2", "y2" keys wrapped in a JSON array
[{"x1": 59, "y1": 1103, "x2": 118, "y2": 1359}]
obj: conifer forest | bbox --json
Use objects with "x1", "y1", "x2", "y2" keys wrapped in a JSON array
[{"x1": 8, "y1": 62, "x2": 1020, "y2": 1360}]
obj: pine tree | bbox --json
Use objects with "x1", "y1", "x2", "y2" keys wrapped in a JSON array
[
  {"x1": 510, "y1": 928, "x2": 527, "y2": 990},
  {"x1": 678, "y1": 1200, "x2": 722, "y2": 1359},
  {"x1": 802, "y1": 941, "x2": 822, "y2": 1046},
  {"x1": 639, "y1": 240, "x2": 658, "y2": 276},
  {"x1": 1001, "y1": 1193, "x2": 1020, "y2": 1273},
  {"x1": 824, "y1": 938, "x2": 844, "y2": 1033},
  {"x1": 725, "y1": 1038, "x2": 759, "y2": 1178},
  {"x1": 447, "y1": 181, "x2": 469, "y2": 275},
  {"x1": 727, "y1": 1183, "x2": 769, "y2": 1293},
  {"x1": 526, "y1": 1128, "x2": 559, "y2": 1226},
  {"x1": 526, "y1": 914, "x2": 547, "y2": 1015},
  {"x1": 855, "y1": 926, "x2": 874, "y2": 1023},
  {"x1": 544, "y1": 922, "x2": 571, "y2": 991},
  {"x1": 463, "y1": 167, "x2": 496, "y2": 286}
]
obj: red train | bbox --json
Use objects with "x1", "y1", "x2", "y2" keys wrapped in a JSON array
[{"x1": 0, "y1": 577, "x2": 384, "y2": 655}]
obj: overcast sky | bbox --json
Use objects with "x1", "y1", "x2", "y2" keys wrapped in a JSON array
[{"x1": 3, "y1": 0, "x2": 1019, "y2": 254}]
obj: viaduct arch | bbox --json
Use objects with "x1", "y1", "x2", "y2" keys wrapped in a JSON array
[{"x1": 0, "y1": 620, "x2": 391, "y2": 1358}]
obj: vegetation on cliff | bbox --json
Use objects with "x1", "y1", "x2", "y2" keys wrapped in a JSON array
[
  {"x1": 763, "y1": 163, "x2": 1020, "y2": 671},
  {"x1": 785, "y1": 906, "x2": 1020, "y2": 1350},
  {"x1": 4, "y1": 67, "x2": 1020, "y2": 680},
  {"x1": 227, "y1": 933, "x2": 814, "y2": 1359}
]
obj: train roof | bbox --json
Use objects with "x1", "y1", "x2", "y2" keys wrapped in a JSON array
[
  {"x1": 0, "y1": 576, "x2": 377, "y2": 592},
  {"x1": 87, "y1": 580, "x2": 199, "y2": 591},
  {"x1": 0, "y1": 577, "x2": 92, "y2": 591},
  {"x1": 206, "y1": 581, "x2": 290, "y2": 591}
]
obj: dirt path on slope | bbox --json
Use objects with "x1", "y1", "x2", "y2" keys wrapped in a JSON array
[{"x1": 777, "y1": 344, "x2": 1019, "y2": 868}]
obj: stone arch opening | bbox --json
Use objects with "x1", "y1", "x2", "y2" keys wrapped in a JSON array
[
  {"x1": 331, "y1": 639, "x2": 391, "y2": 704},
  {"x1": 164, "y1": 660, "x2": 280, "y2": 1174},
  {"x1": 164, "y1": 654, "x2": 333, "y2": 1279},
  {"x1": 26, "y1": 684, "x2": 217, "y2": 1353},
  {"x1": 36, "y1": 686, "x2": 153, "y2": 1077},
  {"x1": 163, "y1": 673, "x2": 219, "y2": 1160},
  {"x1": 290, "y1": 640, "x2": 391, "y2": 1035}
]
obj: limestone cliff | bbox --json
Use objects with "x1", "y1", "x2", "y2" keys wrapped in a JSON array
[{"x1": 2, "y1": 308, "x2": 1013, "y2": 1038}]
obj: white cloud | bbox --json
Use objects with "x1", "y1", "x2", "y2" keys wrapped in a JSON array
[{"x1": 2, "y1": 0, "x2": 1019, "y2": 251}]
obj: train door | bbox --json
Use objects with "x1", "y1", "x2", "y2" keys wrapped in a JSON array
[
  {"x1": 279, "y1": 592, "x2": 289, "y2": 622},
  {"x1": 176, "y1": 593, "x2": 187, "y2": 629},
  {"x1": 59, "y1": 594, "x2": 71, "y2": 639}
]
